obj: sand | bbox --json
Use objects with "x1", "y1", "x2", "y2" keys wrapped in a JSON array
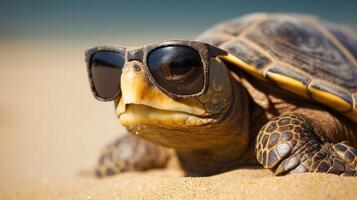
[
  {"x1": 2, "y1": 169, "x2": 357, "y2": 200},
  {"x1": 1, "y1": 39, "x2": 357, "y2": 200}
]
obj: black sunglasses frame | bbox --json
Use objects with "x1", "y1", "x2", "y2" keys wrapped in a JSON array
[{"x1": 85, "y1": 40, "x2": 227, "y2": 101}]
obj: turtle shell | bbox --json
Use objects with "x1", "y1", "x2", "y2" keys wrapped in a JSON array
[{"x1": 197, "y1": 13, "x2": 357, "y2": 123}]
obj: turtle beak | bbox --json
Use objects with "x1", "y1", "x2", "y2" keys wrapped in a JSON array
[{"x1": 115, "y1": 61, "x2": 207, "y2": 126}]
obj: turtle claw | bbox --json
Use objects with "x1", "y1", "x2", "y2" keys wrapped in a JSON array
[
  {"x1": 333, "y1": 142, "x2": 357, "y2": 169},
  {"x1": 96, "y1": 134, "x2": 172, "y2": 177},
  {"x1": 256, "y1": 113, "x2": 357, "y2": 176},
  {"x1": 274, "y1": 156, "x2": 301, "y2": 174}
]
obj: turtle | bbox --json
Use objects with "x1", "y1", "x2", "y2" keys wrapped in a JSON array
[{"x1": 85, "y1": 13, "x2": 357, "y2": 177}]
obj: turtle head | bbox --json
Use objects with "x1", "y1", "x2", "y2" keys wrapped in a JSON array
[
  {"x1": 116, "y1": 49, "x2": 248, "y2": 150},
  {"x1": 117, "y1": 58, "x2": 231, "y2": 127}
]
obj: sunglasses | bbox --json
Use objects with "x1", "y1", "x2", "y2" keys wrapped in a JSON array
[{"x1": 85, "y1": 40, "x2": 228, "y2": 101}]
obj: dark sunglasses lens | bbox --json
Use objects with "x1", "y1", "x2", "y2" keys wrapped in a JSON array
[
  {"x1": 147, "y1": 46, "x2": 204, "y2": 95},
  {"x1": 90, "y1": 51, "x2": 125, "y2": 99}
]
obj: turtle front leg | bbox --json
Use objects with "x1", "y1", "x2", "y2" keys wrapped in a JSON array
[
  {"x1": 255, "y1": 113, "x2": 357, "y2": 176},
  {"x1": 96, "y1": 134, "x2": 173, "y2": 177}
]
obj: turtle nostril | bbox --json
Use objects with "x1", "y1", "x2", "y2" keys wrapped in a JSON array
[
  {"x1": 132, "y1": 62, "x2": 142, "y2": 71},
  {"x1": 122, "y1": 61, "x2": 144, "y2": 72}
]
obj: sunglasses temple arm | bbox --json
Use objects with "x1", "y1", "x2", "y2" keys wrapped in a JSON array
[{"x1": 208, "y1": 45, "x2": 228, "y2": 58}]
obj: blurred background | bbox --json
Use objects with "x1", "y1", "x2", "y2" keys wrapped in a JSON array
[{"x1": 0, "y1": 0, "x2": 356, "y2": 189}]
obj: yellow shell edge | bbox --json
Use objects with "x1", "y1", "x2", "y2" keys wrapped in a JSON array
[
  {"x1": 265, "y1": 72, "x2": 309, "y2": 99},
  {"x1": 220, "y1": 54, "x2": 266, "y2": 81},
  {"x1": 309, "y1": 87, "x2": 352, "y2": 113}
]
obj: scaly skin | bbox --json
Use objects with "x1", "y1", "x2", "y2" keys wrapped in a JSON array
[
  {"x1": 246, "y1": 75, "x2": 357, "y2": 175},
  {"x1": 96, "y1": 134, "x2": 172, "y2": 177},
  {"x1": 256, "y1": 111, "x2": 357, "y2": 175}
]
